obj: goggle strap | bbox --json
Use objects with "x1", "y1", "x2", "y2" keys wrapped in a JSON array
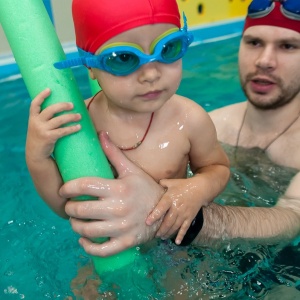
[
  {"x1": 84, "y1": 57, "x2": 99, "y2": 68},
  {"x1": 54, "y1": 57, "x2": 84, "y2": 69},
  {"x1": 182, "y1": 12, "x2": 188, "y2": 32}
]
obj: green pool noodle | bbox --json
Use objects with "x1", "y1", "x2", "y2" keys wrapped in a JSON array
[{"x1": 0, "y1": 0, "x2": 140, "y2": 275}]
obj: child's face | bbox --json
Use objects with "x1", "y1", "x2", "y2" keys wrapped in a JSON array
[{"x1": 89, "y1": 23, "x2": 183, "y2": 114}]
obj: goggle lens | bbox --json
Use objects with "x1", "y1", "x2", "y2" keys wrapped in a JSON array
[
  {"x1": 105, "y1": 51, "x2": 140, "y2": 76},
  {"x1": 162, "y1": 38, "x2": 183, "y2": 61},
  {"x1": 248, "y1": 0, "x2": 300, "y2": 20},
  {"x1": 248, "y1": 0, "x2": 272, "y2": 16},
  {"x1": 282, "y1": 1, "x2": 300, "y2": 19}
]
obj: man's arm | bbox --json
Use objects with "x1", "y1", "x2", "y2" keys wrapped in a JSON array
[{"x1": 196, "y1": 173, "x2": 300, "y2": 245}]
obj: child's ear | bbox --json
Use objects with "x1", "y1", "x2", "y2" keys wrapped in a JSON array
[{"x1": 87, "y1": 67, "x2": 96, "y2": 80}]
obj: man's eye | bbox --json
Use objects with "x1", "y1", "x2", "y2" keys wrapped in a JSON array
[
  {"x1": 247, "y1": 40, "x2": 260, "y2": 47},
  {"x1": 281, "y1": 43, "x2": 296, "y2": 50}
]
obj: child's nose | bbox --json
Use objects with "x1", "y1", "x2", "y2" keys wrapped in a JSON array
[{"x1": 138, "y1": 61, "x2": 161, "y2": 83}]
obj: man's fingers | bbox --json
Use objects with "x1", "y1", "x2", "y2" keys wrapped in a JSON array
[
  {"x1": 79, "y1": 237, "x2": 133, "y2": 257},
  {"x1": 99, "y1": 131, "x2": 141, "y2": 178},
  {"x1": 69, "y1": 217, "x2": 129, "y2": 238},
  {"x1": 59, "y1": 177, "x2": 114, "y2": 199},
  {"x1": 66, "y1": 201, "x2": 117, "y2": 220},
  {"x1": 69, "y1": 217, "x2": 103, "y2": 235}
]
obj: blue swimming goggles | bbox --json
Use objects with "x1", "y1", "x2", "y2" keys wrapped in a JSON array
[
  {"x1": 54, "y1": 14, "x2": 193, "y2": 76},
  {"x1": 248, "y1": 0, "x2": 300, "y2": 20}
]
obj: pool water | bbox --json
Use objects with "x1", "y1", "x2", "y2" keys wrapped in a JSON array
[{"x1": 0, "y1": 36, "x2": 299, "y2": 299}]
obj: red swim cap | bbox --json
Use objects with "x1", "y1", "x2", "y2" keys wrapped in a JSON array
[
  {"x1": 72, "y1": 0, "x2": 181, "y2": 54},
  {"x1": 243, "y1": 2, "x2": 300, "y2": 34}
]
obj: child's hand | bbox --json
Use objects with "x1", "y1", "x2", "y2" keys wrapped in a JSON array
[
  {"x1": 146, "y1": 178, "x2": 201, "y2": 245},
  {"x1": 26, "y1": 88, "x2": 81, "y2": 162}
]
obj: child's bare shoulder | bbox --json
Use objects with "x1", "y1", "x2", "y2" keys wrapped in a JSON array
[
  {"x1": 169, "y1": 95, "x2": 212, "y2": 130},
  {"x1": 171, "y1": 94, "x2": 206, "y2": 113}
]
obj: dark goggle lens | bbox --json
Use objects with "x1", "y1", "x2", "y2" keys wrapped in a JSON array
[
  {"x1": 248, "y1": 0, "x2": 272, "y2": 16},
  {"x1": 105, "y1": 52, "x2": 140, "y2": 75},
  {"x1": 283, "y1": 1, "x2": 300, "y2": 18},
  {"x1": 248, "y1": 0, "x2": 300, "y2": 19},
  {"x1": 162, "y1": 38, "x2": 183, "y2": 61}
]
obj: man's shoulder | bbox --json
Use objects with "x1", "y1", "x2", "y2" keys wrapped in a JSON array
[
  {"x1": 209, "y1": 102, "x2": 246, "y2": 119},
  {"x1": 209, "y1": 102, "x2": 246, "y2": 128},
  {"x1": 208, "y1": 101, "x2": 247, "y2": 144}
]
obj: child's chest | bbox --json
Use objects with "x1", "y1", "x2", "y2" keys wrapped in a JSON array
[
  {"x1": 124, "y1": 143, "x2": 190, "y2": 181},
  {"x1": 99, "y1": 127, "x2": 191, "y2": 181}
]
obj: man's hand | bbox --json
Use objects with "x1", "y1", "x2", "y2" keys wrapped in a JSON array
[{"x1": 60, "y1": 131, "x2": 165, "y2": 257}]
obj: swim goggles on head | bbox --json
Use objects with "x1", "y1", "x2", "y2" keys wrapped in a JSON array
[
  {"x1": 248, "y1": 0, "x2": 300, "y2": 20},
  {"x1": 54, "y1": 14, "x2": 194, "y2": 76}
]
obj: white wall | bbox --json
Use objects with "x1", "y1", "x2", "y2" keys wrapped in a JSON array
[
  {"x1": 0, "y1": 0, "x2": 74, "y2": 56},
  {"x1": 52, "y1": 0, "x2": 75, "y2": 44}
]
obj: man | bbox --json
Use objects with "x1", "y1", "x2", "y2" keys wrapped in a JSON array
[{"x1": 60, "y1": 0, "x2": 300, "y2": 257}]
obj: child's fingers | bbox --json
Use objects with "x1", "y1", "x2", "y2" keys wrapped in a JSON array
[
  {"x1": 30, "y1": 89, "x2": 76, "y2": 123},
  {"x1": 158, "y1": 211, "x2": 187, "y2": 240},
  {"x1": 145, "y1": 200, "x2": 169, "y2": 226},
  {"x1": 30, "y1": 88, "x2": 51, "y2": 115},
  {"x1": 53, "y1": 124, "x2": 81, "y2": 138},
  {"x1": 40, "y1": 102, "x2": 75, "y2": 121},
  {"x1": 48, "y1": 112, "x2": 81, "y2": 129},
  {"x1": 37, "y1": 124, "x2": 81, "y2": 149},
  {"x1": 155, "y1": 209, "x2": 178, "y2": 238},
  {"x1": 173, "y1": 220, "x2": 190, "y2": 245}
]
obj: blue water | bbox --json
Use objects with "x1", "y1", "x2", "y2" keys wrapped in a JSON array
[{"x1": 0, "y1": 35, "x2": 299, "y2": 299}]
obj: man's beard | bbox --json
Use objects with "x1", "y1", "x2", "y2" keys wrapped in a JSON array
[{"x1": 240, "y1": 72, "x2": 300, "y2": 110}]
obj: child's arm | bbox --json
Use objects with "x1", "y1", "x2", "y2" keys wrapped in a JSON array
[
  {"x1": 25, "y1": 88, "x2": 81, "y2": 218},
  {"x1": 146, "y1": 100, "x2": 230, "y2": 245}
]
